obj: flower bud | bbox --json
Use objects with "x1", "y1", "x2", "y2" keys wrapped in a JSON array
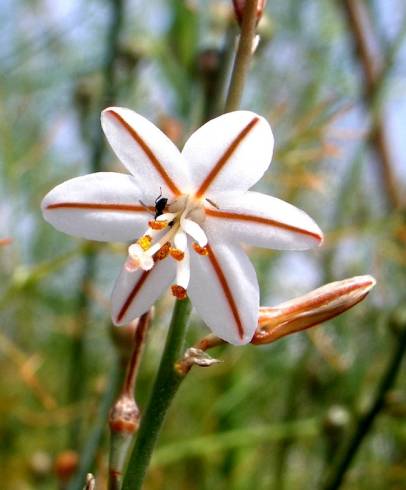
[
  {"x1": 109, "y1": 394, "x2": 140, "y2": 434},
  {"x1": 232, "y1": 0, "x2": 267, "y2": 27},
  {"x1": 252, "y1": 275, "x2": 376, "y2": 345}
]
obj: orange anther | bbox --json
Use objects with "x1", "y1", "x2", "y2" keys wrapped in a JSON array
[
  {"x1": 170, "y1": 248, "x2": 185, "y2": 261},
  {"x1": 154, "y1": 242, "x2": 171, "y2": 261},
  {"x1": 171, "y1": 285, "x2": 188, "y2": 300},
  {"x1": 192, "y1": 242, "x2": 208, "y2": 256},
  {"x1": 148, "y1": 220, "x2": 168, "y2": 230}
]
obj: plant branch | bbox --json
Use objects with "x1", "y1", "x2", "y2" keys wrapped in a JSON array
[
  {"x1": 322, "y1": 319, "x2": 406, "y2": 490},
  {"x1": 225, "y1": 0, "x2": 259, "y2": 112},
  {"x1": 340, "y1": 0, "x2": 402, "y2": 209},
  {"x1": 121, "y1": 299, "x2": 192, "y2": 490}
]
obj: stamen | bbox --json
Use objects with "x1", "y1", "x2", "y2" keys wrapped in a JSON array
[
  {"x1": 137, "y1": 235, "x2": 152, "y2": 251},
  {"x1": 171, "y1": 285, "x2": 188, "y2": 300},
  {"x1": 192, "y1": 242, "x2": 209, "y2": 256},
  {"x1": 170, "y1": 248, "x2": 185, "y2": 261},
  {"x1": 154, "y1": 242, "x2": 171, "y2": 261},
  {"x1": 148, "y1": 220, "x2": 168, "y2": 230}
]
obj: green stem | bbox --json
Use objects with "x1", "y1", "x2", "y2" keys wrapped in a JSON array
[
  {"x1": 322, "y1": 324, "x2": 406, "y2": 490},
  {"x1": 122, "y1": 299, "x2": 192, "y2": 490},
  {"x1": 225, "y1": 0, "x2": 259, "y2": 112}
]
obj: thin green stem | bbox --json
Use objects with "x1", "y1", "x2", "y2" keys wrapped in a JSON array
[
  {"x1": 122, "y1": 299, "x2": 192, "y2": 490},
  {"x1": 322, "y1": 324, "x2": 406, "y2": 490},
  {"x1": 225, "y1": 0, "x2": 259, "y2": 112}
]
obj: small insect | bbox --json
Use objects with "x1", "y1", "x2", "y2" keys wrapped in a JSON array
[{"x1": 154, "y1": 189, "x2": 168, "y2": 219}]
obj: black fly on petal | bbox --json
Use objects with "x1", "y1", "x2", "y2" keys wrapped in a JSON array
[{"x1": 154, "y1": 191, "x2": 168, "y2": 220}]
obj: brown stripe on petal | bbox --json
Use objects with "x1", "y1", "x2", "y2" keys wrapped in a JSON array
[
  {"x1": 107, "y1": 109, "x2": 182, "y2": 197},
  {"x1": 206, "y1": 244, "x2": 245, "y2": 340},
  {"x1": 195, "y1": 117, "x2": 260, "y2": 198},
  {"x1": 116, "y1": 270, "x2": 151, "y2": 323},
  {"x1": 46, "y1": 202, "x2": 152, "y2": 213},
  {"x1": 206, "y1": 209, "x2": 322, "y2": 243}
]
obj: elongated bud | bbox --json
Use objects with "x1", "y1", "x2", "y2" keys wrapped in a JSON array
[
  {"x1": 232, "y1": 0, "x2": 267, "y2": 27},
  {"x1": 252, "y1": 275, "x2": 376, "y2": 345}
]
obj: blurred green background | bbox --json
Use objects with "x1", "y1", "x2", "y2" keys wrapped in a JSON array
[{"x1": 0, "y1": 0, "x2": 405, "y2": 489}]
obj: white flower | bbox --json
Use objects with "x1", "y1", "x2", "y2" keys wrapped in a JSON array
[{"x1": 42, "y1": 108, "x2": 323, "y2": 345}]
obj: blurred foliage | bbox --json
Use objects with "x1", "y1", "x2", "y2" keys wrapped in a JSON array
[{"x1": 0, "y1": 0, "x2": 405, "y2": 489}]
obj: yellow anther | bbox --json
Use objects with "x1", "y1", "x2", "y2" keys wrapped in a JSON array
[
  {"x1": 154, "y1": 242, "x2": 171, "y2": 261},
  {"x1": 170, "y1": 248, "x2": 185, "y2": 261},
  {"x1": 137, "y1": 235, "x2": 152, "y2": 251},
  {"x1": 148, "y1": 220, "x2": 168, "y2": 230},
  {"x1": 192, "y1": 242, "x2": 209, "y2": 256},
  {"x1": 171, "y1": 284, "x2": 188, "y2": 300}
]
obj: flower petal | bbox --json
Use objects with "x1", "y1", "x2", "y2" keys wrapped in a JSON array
[
  {"x1": 42, "y1": 172, "x2": 150, "y2": 242},
  {"x1": 188, "y1": 238, "x2": 259, "y2": 345},
  {"x1": 205, "y1": 191, "x2": 323, "y2": 250},
  {"x1": 101, "y1": 107, "x2": 190, "y2": 198},
  {"x1": 182, "y1": 111, "x2": 274, "y2": 197},
  {"x1": 112, "y1": 257, "x2": 176, "y2": 326}
]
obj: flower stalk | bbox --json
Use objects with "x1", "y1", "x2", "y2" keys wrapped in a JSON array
[
  {"x1": 108, "y1": 311, "x2": 151, "y2": 490},
  {"x1": 322, "y1": 312, "x2": 406, "y2": 490},
  {"x1": 225, "y1": 0, "x2": 260, "y2": 112},
  {"x1": 121, "y1": 299, "x2": 192, "y2": 490}
]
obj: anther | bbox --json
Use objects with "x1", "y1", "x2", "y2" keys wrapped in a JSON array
[
  {"x1": 154, "y1": 242, "x2": 171, "y2": 261},
  {"x1": 192, "y1": 242, "x2": 209, "y2": 256},
  {"x1": 148, "y1": 220, "x2": 168, "y2": 230},
  {"x1": 171, "y1": 284, "x2": 188, "y2": 300},
  {"x1": 170, "y1": 248, "x2": 185, "y2": 261},
  {"x1": 137, "y1": 235, "x2": 152, "y2": 251}
]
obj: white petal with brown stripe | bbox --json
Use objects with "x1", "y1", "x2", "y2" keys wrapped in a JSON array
[{"x1": 42, "y1": 108, "x2": 323, "y2": 345}]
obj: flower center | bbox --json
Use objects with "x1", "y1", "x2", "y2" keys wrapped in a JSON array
[{"x1": 125, "y1": 195, "x2": 209, "y2": 298}]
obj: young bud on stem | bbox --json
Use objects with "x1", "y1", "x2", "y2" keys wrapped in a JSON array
[
  {"x1": 108, "y1": 311, "x2": 152, "y2": 489},
  {"x1": 232, "y1": 0, "x2": 266, "y2": 27},
  {"x1": 252, "y1": 275, "x2": 376, "y2": 345}
]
